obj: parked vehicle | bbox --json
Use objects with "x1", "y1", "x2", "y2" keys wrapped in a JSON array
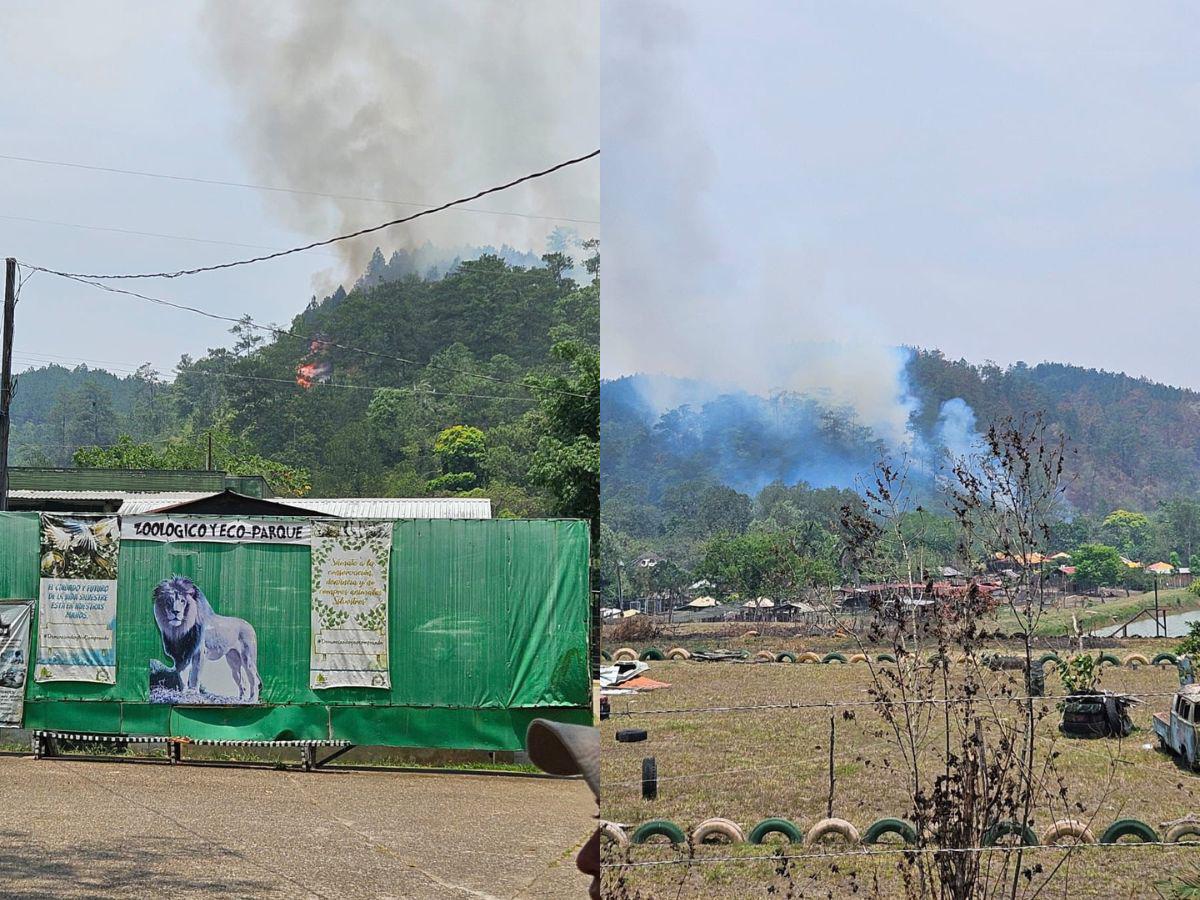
[
  {"x1": 1153, "y1": 684, "x2": 1200, "y2": 770},
  {"x1": 1061, "y1": 690, "x2": 1134, "y2": 738}
]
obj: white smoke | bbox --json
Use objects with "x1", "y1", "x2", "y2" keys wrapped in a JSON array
[
  {"x1": 200, "y1": 0, "x2": 599, "y2": 283},
  {"x1": 603, "y1": 2, "x2": 926, "y2": 446},
  {"x1": 934, "y1": 398, "x2": 982, "y2": 460}
]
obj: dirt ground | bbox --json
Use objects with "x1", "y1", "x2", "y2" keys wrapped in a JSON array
[
  {"x1": 601, "y1": 647, "x2": 1200, "y2": 898},
  {"x1": 0, "y1": 754, "x2": 595, "y2": 899}
]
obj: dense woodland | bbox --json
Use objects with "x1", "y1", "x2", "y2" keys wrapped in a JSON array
[
  {"x1": 11, "y1": 243, "x2": 599, "y2": 531},
  {"x1": 905, "y1": 349, "x2": 1200, "y2": 513},
  {"x1": 600, "y1": 352, "x2": 1200, "y2": 603}
]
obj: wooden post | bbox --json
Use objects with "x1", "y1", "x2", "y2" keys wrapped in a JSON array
[
  {"x1": 827, "y1": 712, "x2": 836, "y2": 819},
  {"x1": 1155, "y1": 574, "x2": 1161, "y2": 638},
  {"x1": 0, "y1": 259, "x2": 16, "y2": 511}
]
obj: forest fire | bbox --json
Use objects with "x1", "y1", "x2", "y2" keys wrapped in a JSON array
[
  {"x1": 296, "y1": 360, "x2": 332, "y2": 389},
  {"x1": 296, "y1": 335, "x2": 333, "y2": 388}
]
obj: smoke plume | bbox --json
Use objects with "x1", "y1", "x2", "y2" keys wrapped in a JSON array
[
  {"x1": 602, "y1": 1, "x2": 929, "y2": 449},
  {"x1": 201, "y1": 0, "x2": 598, "y2": 283}
]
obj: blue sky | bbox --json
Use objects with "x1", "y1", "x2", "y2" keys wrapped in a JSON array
[
  {"x1": 0, "y1": 1, "x2": 598, "y2": 375},
  {"x1": 602, "y1": 1, "x2": 1200, "y2": 397}
]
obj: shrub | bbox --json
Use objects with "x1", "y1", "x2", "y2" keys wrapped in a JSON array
[
  {"x1": 605, "y1": 615, "x2": 662, "y2": 644},
  {"x1": 426, "y1": 472, "x2": 478, "y2": 492},
  {"x1": 1060, "y1": 654, "x2": 1099, "y2": 696},
  {"x1": 1176, "y1": 620, "x2": 1200, "y2": 658}
]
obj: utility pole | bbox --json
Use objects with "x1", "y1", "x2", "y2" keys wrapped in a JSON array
[
  {"x1": 206, "y1": 431, "x2": 213, "y2": 470},
  {"x1": 1154, "y1": 572, "x2": 1161, "y2": 638},
  {"x1": 0, "y1": 259, "x2": 16, "y2": 511}
]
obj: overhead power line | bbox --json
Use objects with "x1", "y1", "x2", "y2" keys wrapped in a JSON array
[
  {"x1": 12, "y1": 349, "x2": 162, "y2": 369},
  {"x1": 11, "y1": 351, "x2": 536, "y2": 402},
  {"x1": 17, "y1": 267, "x2": 587, "y2": 399},
  {"x1": 32, "y1": 150, "x2": 600, "y2": 280},
  {"x1": 0, "y1": 152, "x2": 600, "y2": 226},
  {"x1": 201, "y1": 370, "x2": 539, "y2": 402},
  {"x1": 0, "y1": 213, "x2": 340, "y2": 258},
  {"x1": 11, "y1": 436, "x2": 178, "y2": 450}
]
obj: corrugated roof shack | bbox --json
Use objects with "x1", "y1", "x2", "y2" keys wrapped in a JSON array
[
  {"x1": 0, "y1": 512, "x2": 591, "y2": 750},
  {"x1": 7, "y1": 467, "x2": 273, "y2": 511}
]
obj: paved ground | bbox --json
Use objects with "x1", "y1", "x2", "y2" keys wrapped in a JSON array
[{"x1": 0, "y1": 755, "x2": 594, "y2": 899}]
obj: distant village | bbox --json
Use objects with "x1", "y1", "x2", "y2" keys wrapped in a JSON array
[{"x1": 603, "y1": 548, "x2": 1194, "y2": 627}]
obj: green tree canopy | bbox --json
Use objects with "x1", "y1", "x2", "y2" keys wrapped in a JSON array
[
  {"x1": 1070, "y1": 543, "x2": 1123, "y2": 590},
  {"x1": 432, "y1": 425, "x2": 486, "y2": 477},
  {"x1": 527, "y1": 340, "x2": 599, "y2": 537},
  {"x1": 1100, "y1": 509, "x2": 1152, "y2": 558},
  {"x1": 73, "y1": 430, "x2": 312, "y2": 497}
]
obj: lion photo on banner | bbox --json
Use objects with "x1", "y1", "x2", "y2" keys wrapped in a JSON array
[{"x1": 149, "y1": 576, "x2": 261, "y2": 705}]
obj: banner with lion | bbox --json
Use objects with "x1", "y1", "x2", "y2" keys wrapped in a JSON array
[
  {"x1": 149, "y1": 576, "x2": 262, "y2": 705},
  {"x1": 310, "y1": 520, "x2": 393, "y2": 689},
  {"x1": 36, "y1": 515, "x2": 119, "y2": 684}
]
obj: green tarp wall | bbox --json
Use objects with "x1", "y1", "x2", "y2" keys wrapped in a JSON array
[{"x1": 0, "y1": 513, "x2": 591, "y2": 749}]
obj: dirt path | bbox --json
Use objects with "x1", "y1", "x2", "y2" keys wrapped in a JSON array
[{"x1": 0, "y1": 755, "x2": 594, "y2": 899}]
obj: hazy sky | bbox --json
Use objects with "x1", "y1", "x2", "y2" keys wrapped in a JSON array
[
  {"x1": 602, "y1": 2, "x2": 1200, "y2": 393},
  {"x1": 0, "y1": 1, "x2": 598, "y2": 376}
]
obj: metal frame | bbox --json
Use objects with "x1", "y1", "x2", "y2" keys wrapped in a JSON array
[{"x1": 32, "y1": 730, "x2": 353, "y2": 771}]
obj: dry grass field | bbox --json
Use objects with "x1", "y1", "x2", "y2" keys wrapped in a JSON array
[{"x1": 601, "y1": 642, "x2": 1200, "y2": 898}]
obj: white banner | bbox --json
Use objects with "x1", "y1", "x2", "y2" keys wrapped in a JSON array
[
  {"x1": 37, "y1": 515, "x2": 120, "y2": 684},
  {"x1": 310, "y1": 520, "x2": 393, "y2": 689},
  {"x1": 0, "y1": 601, "x2": 32, "y2": 727},
  {"x1": 122, "y1": 516, "x2": 310, "y2": 544}
]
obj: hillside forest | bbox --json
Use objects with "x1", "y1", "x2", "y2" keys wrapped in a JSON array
[
  {"x1": 601, "y1": 353, "x2": 1200, "y2": 604},
  {"x1": 11, "y1": 242, "x2": 599, "y2": 533}
]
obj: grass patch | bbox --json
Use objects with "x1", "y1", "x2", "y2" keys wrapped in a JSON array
[{"x1": 602, "y1": 655, "x2": 1200, "y2": 897}]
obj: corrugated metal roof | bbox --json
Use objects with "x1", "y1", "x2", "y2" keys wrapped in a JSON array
[
  {"x1": 10, "y1": 490, "x2": 213, "y2": 506},
  {"x1": 118, "y1": 494, "x2": 219, "y2": 513},
  {"x1": 13, "y1": 490, "x2": 491, "y2": 519},
  {"x1": 122, "y1": 494, "x2": 492, "y2": 518},
  {"x1": 288, "y1": 497, "x2": 492, "y2": 519},
  {"x1": 8, "y1": 468, "x2": 273, "y2": 497}
]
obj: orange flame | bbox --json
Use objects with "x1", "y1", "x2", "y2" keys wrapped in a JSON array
[{"x1": 296, "y1": 363, "x2": 320, "y2": 389}]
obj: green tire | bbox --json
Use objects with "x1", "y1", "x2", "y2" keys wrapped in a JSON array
[
  {"x1": 748, "y1": 817, "x2": 804, "y2": 844},
  {"x1": 1037, "y1": 653, "x2": 1062, "y2": 669},
  {"x1": 632, "y1": 819, "x2": 686, "y2": 845},
  {"x1": 862, "y1": 817, "x2": 917, "y2": 846},
  {"x1": 1100, "y1": 818, "x2": 1160, "y2": 844},
  {"x1": 982, "y1": 820, "x2": 1038, "y2": 847},
  {"x1": 1153, "y1": 653, "x2": 1179, "y2": 666},
  {"x1": 600, "y1": 649, "x2": 612, "y2": 661},
  {"x1": 1097, "y1": 653, "x2": 1121, "y2": 667},
  {"x1": 876, "y1": 653, "x2": 896, "y2": 664},
  {"x1": 640, "y1": 647, "x2": 665, "y2": 661},
  {"x1": 822, "y1": 652, "x2": 847, "y2": 664},
  {"x1": 775, "y1": 652, "x2": 797, "y2": 663}
]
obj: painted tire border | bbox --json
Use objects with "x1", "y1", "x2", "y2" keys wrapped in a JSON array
[
  {"x1": 748, "y1": 817, "x2": 804, "y2": 844},
  {"x1": 632, "y1": 819, "x2": 687, "y2": 845}
]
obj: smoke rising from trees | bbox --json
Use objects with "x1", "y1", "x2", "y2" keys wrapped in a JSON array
[
  {"x1": 201, "y1": 0, "x2": 598, "y2": 283},
  {"x1": 602, "y1": 0, "x2": 939, "y2": 448}
]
